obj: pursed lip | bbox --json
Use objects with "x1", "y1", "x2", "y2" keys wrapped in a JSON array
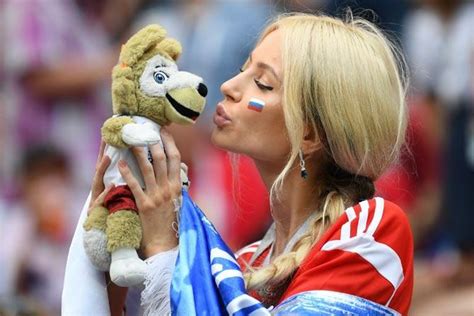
[{"x1": 213, "y1": 103, "x2": 232, "y2": 127}]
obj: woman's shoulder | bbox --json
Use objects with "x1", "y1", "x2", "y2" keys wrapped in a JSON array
[
  {"x1": 318, "y1": 197, "x2": 413, "y2": 265},
  {"x1": 284, "y1": 198, "x2": 414, "y2": 313},
  {"x1": 322, "y1": 197, "x2": 412, "y2": 245}
]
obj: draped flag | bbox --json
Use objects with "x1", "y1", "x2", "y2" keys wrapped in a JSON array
[
  {"x1": 170, "y1": 190, "x2": 400, "y2": 316},
  {"x1": 170, "y1": 190, "x2": 269, "y2": 315}
]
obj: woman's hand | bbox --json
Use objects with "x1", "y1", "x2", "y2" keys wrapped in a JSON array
[
  {"x1": 118, "y1": 128, "x2": 181, "y2": 258},
  {"x1": 89, "y1": 141, "x2": 113, "y2": 214}
]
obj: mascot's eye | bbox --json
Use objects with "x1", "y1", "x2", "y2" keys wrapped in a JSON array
[{"x1": 153, "y1": 71, "x2": 169, "y2": 84}]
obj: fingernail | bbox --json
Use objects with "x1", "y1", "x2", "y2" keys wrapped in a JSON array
[{"x1": 118, "y1": 160, "x2": 127, "y2": 168}]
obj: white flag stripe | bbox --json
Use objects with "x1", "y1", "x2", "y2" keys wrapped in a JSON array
[
  {"x1": 356, "y1": 200, "x2": 369, "y2": 236},
  {"x1": 366, "y1": 197, "x2": 384, "y2": 236},
  {"x1": 210, "y1": 247, "x2": 238, "y2": 265},
  {"x1": 341, "y1": 207, "x2": 356, "y2": 240},
  {"x1": 211, "y1": 263, "x2": 223, "y2": 275},
  {"x1": 215, "y1": 269, "x2": 244, "y2": 287},
  {"x1": 226, "y1": 294, "x2": 269, "y2": 315}
]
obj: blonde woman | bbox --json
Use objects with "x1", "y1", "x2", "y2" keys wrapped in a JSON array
[{"x1": 89, "y1": 13, "x2": 413, "y2": 315}]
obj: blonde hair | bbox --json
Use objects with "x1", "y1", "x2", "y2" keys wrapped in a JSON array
[{"x1": 243, "y1": 13, "x2": 408, "y2": 293}]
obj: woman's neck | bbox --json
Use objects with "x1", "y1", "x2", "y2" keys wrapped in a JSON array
[{"x1": 254, "y1": 158, "x2": 322, "y2": 258}]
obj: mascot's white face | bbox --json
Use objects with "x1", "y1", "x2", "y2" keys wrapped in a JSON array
[{"x1": 139, "y1": 54, "x2": 203, "y2": 97}]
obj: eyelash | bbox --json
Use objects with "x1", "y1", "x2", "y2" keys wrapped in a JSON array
[
  {"x1": 239, "y1": 68, "x2": 274, "y2": 91},
  {"x1": 254, "y1": 79, "x2": 273, "y2": 91}
]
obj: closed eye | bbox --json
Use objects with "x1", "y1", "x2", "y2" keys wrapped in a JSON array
[{"x1": 254, "y1": 79, "x2": 273, "y2": 91}]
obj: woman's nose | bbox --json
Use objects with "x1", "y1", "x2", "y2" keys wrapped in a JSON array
[{"x1": 220, "y1": 76, "x2": 242, "y2": 102}]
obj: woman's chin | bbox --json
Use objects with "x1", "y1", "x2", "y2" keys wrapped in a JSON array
[
  {"x1": 210, "y1": 128, "x2": 225, "y2": 148},
  {"x1": 211, "y1": 128, "x2": 234, "y2": 152}
]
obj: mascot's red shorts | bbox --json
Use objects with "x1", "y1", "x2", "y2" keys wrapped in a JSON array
[{"x1": 104, "y1": 185, "x2": 138, "y2": 214}]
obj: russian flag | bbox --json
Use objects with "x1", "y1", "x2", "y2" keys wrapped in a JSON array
[{"x1": 248, "y1": 98, "x2": 265, "y2": 112}]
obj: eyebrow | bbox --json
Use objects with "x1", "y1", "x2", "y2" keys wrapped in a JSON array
[{"x1": 249, "y1": 54, "x2": 281, "y2": 83}]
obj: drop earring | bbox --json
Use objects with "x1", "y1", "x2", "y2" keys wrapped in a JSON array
[{"x1": 299, "y1": 150, "x2": 308, "y2": 179}]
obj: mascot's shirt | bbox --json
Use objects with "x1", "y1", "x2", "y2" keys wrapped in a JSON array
[
  {"x1": 103, "y1": 116, "x2": 160, "y2": 188},
  {"x1": 236, "y1": 197, "x2": 414, "y2": 316}
]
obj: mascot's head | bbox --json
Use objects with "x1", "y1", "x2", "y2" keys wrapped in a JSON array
[{"x1": 111, "y1": 24, "x2": 207, "y2": 125}]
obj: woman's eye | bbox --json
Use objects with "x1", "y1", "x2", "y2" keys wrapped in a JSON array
[
  {"x1": 254, "y1": 79, "x2": 273, "y2": 91},
  {"x1": 153, "y1": 71, "x2": 169, "y2": 84}
]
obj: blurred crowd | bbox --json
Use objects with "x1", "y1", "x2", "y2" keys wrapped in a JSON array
[{"x1": 0, "y1": 0, "x2": 473, "y2": 315}]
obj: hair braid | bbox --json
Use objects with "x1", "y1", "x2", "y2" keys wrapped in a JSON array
[{"x1": 243, "y1": 190, "x2": 346, "y2": 293}]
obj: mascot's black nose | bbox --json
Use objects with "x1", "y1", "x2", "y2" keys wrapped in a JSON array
[{"x1": 197, "y1": 83, "x2": 208, "y2": 97}]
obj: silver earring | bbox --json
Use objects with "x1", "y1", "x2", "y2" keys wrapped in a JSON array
[{"x1": 299, "y1": 150, "x2": 308, "y2": 179}]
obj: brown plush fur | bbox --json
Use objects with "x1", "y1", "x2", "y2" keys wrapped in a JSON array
[
  {"x1": 106, "y1": 210, "x2": 142, "y2": 252},
  {"x1": 119, "y1": 25, "x2": 166, "y2": 67},
  {"x1": 156, "y1": 38, "x2": 182, "y2": 61},
  {"x1": 83, "y1": 206, "x2": 108, "y2": 231},
  {"x1": 102, "y1": 116, "x2": 134, "y2": 148},
  {"x1": 112, "y1": 65, "x2": 138, "y2": 115},
  {"x1": 135, "y1": 95, "x2": 169, "y2": 126}
]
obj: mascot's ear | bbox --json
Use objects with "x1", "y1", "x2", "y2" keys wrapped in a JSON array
[
  {"x1": 156, "y1": 38, "x2": 182, "y2": 61},
  {"x1": 119, "y1": 24, "x2": 166, "y2": 67}
]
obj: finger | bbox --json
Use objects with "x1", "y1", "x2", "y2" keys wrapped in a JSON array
[
  {"x1": 149, "y1": 142, "x2": 168, "y2": 186},
  {"x1": 96, "y1": 183, "x2": 115, "y2": 206},
  {"x1": 91, "y1": 155, "x2": 111, "y2": 201},
  {"x1": 131, "y1": 146, "x2": 157, "y2": 191},
  {"x1": 95, "y1": 141, "x2": 106, "y2": 170},
  {"x1": 160, "y1": 128, "x2": 181, "y2": 184},
  {"x1": 88, "y1": 183, "x2": 115, "y2": 214},
  {"x1": 118, "y1": 160, "x2": 147, "y2": 201}
]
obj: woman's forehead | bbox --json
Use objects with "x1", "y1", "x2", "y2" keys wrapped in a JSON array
[{"x1": 252, "y1": 30, "x2": 282, "y2": 79}]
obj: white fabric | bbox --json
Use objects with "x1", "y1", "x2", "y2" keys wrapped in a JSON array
[
  {"x1": 122, "y1": 122, "x2": 161, "y2": 147},
  {"x1": 62, "y1": 192, "x2": 110, "y2": 315},
  {"x1": 141, "y1": 247, "x2": 179, "y2": 316},
  {"x1": 62, "y1": 193, "x2": 179, "y2": 315},
  {"x1": 103, "y1": 116, "x2": 161, "y2": 188}
]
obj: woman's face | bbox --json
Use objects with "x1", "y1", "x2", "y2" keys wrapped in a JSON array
[{"x1": 211, "y1": 30, "x2": 290, "y2": 164}]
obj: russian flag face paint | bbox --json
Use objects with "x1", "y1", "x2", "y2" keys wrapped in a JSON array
[{"x1": 247, "y1": 98, "x2": 265, "y2": 112}]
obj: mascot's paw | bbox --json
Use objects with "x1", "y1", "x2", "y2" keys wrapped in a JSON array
[
  {"x1": 110, "y1": 248, "x2": 147, "y2": 287},
  {"x1": 122, "y1": 122, "x2": 161, "y2": 146},
  {"x1": 83, "y1": 228, "x2": 111, "y2": 271}
]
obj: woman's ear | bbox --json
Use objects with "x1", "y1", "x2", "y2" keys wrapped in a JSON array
[{"x1": 301, "y1": 125, "x2": 323, "y2": 155}]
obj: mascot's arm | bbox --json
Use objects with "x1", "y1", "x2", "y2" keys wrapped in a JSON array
[
  {"x1": 102, "y1": 116, "x2": 162, "y2": 148},
  {"x1": 102, "y1": 116, "x2": 135, "y2": 148},
  {"x1": 122, "y1": 122, "x2": 161, "y2": 146}
]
